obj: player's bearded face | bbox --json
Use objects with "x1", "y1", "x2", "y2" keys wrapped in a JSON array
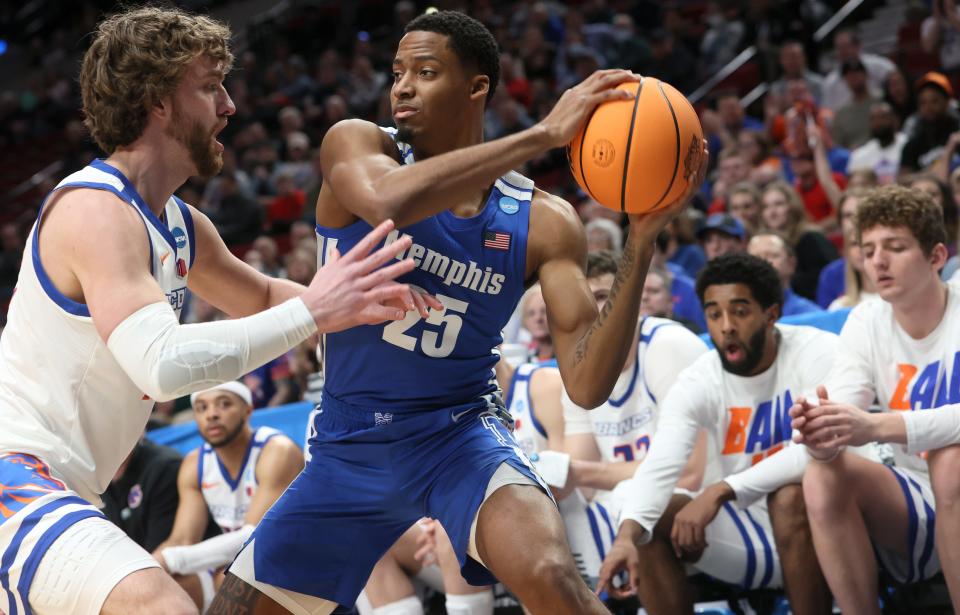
[
  {"x1": 166, "y1": 101, "x2": 223, "y2": 178},
  {"x1": 718, "y1": 324, "x2": 767, "y2": 376}
]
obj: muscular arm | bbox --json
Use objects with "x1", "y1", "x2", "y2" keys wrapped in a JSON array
[
  {"x1": 244, "y1": 436, "x2": 304, "y2": 525},
  {"x1": 153, "y1": 452, "x2": 209, "y2": 553}
]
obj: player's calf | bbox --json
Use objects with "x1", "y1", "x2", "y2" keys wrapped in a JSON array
[
  {"x1": 633, "y1": 494, "x2": 695, "y2": 615},
  {"x1": 767, "y1": 484, "x2": 832, "y2": 615}
]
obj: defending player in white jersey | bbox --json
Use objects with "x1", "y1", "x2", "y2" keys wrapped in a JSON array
[
  {"x1": 598, "y1": 253, "x2": 834, "y2": 615},
  {"x1": 791, "y1": 185, "x2": 952, "y2": 612},
  {"x1": 152, "y1": 382, "x2": 302, "y2": 611},
  {"x1": 0, "y1": 6, "x2": 421, "y2": 615}
]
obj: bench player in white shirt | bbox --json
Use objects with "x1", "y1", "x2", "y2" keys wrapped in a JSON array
[
  {"x1": 0, "y1": 7, "x2": 423, "y2": 615},
  {"x1": 152, "y1": 382, "x2": 303, "y2": 611},
  {"x1": 791, "y1": 185, "x2": 952, "y2": 612},
  {"x1": 598, "y1": 253, "x2": 834, "y2": 615}
]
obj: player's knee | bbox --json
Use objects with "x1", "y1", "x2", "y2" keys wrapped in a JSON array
[
  {"x1": 802, "y1": 459, "x2": 846, "y2": 520},
  {"x1": 768, "y1": 484, "x2": 806, "y2": 525},
  {"x1": 529, "y1": 553, "x2": 580, "y2": 592},
  {"x1": 931, "y1": 448, "x2": 960, "y2": 508}
]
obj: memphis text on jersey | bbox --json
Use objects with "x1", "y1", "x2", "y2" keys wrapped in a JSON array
[{"x1": 384, "y1": 230, "x2": 506, "y2": 295}]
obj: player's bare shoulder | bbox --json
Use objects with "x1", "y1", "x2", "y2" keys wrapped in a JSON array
[{"x1": 526, "y1": 188, "x2": 587, "y2": 280}]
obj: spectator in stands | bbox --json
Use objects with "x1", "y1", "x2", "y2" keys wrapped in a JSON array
[
  {"x1": 792, "y1": 148, "x2": 846, "y2": 227},
  {"x1": 831, "y1": 59, "x2": 882, "y2": 150},
  {"x1": 265, "y1": 172, "x2": 306, "y2": 234},
  {"x1": 653, "y1": 231, "x2": 706, "y2": 332},
  {"x1": 0, "y1": 222, "x2": 24, "y2": 293},
  {"x1": 585, "y1": 218, "x2": 623, "y2": 257},
  {"x1": 251, "y1": 235, "x2": 283, "y2": 278},
  {"x1": 748, "y1": 233, "x2": 823, "y2": 316},
  {"x1": 761, "y1": 181, "x2": 839, "y2": 299},
  {"x1": 102, "y1": 438, "x2": 187, "y2": 555},
  {"x1": 922, "y1": 0, "x2": 960, "y2": 84},
  {"x1": 697, "y1": 213, "x2": 746, "y2": 261},
  {"x1": 520, "y1": 284, "x2": 553, "y2": 363},
  {"x1": 646, "y1": 28, "x2": 697, "y2": 94},
  {"x1": 666, "y1": 212, "x2": 708, "y2": 280},
  {"x1": 737, "y1": 129, "x2": 784, "y2": 185},
  {"x1": 701, "y1": 90, "x2": 765, "y2": 159},
  {"x1": 243, "y1": 352, "x2": 297, "y2": 408},
  {"x1": 609, "y1": 13, "x2": 651, "y2": 74},
  {"x1": 347, "y1": 55, "x2": 387, "y2": 118},
  {"x1": 905, "y1": 174, "x2": 959, "y2": 255},
  {"x1": 821, "y1": 29, "x2": 896, "y2": 112},
  {"x1": 883, "y1": 67, "x2": 918, "y2": 133},
  {"x1": 770, "y1": 41, "x2": 824, "y2": 104},
  {"x1": 699, "y1": 0, "x2": 746, "y2": 79},
  {"x1": 817, "y1": 188, "x2": 871, "y2": 308},
  {"x1": 901, "y1": 72, "x2": 960, "y2": 173},
  {"x1": 847, "y1": 168, "x2": 879, "y2": 188},
  {"x1": 847, "y1": 102, "x2": 907, "y2": 185},
  {"x1": 272, "y1": 131, "x2": 313, "y2": 189},
  {"x1": 202, "y1": 171, "x2": 263, "y2": 245},
  {"x1": 707, "y1": 148, "x2": 751, "y2": 211},
  {"x1": 727, "y1": 182, "x2": 764, "y2": 236},
  {"x1": 640, "y1": 265, "x2": 701, "y2": 334}
]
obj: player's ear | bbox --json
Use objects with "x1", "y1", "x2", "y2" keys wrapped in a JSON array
[
  {"x1": 152, "y1": 96, "x2": 173, "y2": 121},
  {"x1": 470, "y1": 74, "x2": 489, "y2": 101}
]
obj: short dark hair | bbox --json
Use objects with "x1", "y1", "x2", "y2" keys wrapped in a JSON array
[
  {"x1": 586, "y1": 250, "x2": 618, "y2": 279},
  {"x1": 405, "y1": 10, "x2": 500, "y2": 101},
  {"x1": 695, "y1": 253, "x2": 783, "y2": 310},
  {"x1": 857, "y1": 185, "x2": 947, "y2": 255}
]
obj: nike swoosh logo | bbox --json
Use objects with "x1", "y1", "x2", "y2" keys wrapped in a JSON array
[
  {"x1": 160, "y1": 252, "x2": 170, "y2": 264},
  {"x1": 201, "y1": 482, "x2": 219, "y2": 489}
]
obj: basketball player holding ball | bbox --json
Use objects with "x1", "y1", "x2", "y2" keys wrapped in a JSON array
[{"x1": 213, "y1": 10, "x2": 708, "y2": 615}]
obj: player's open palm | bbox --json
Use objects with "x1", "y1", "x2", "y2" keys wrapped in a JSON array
[
  {"x1": 302, "y1": 220, "x2": 417, "y2": 333},
  {"x1": 539, "y1": 69, "x2": 640, "y2": 148}
]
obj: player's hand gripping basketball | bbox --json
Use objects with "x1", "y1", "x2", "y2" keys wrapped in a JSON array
[
  {"x1": 538, "y1": 69, "x2": 641, "y2": 148},
  {"x1": 626, "y1": 138, "x2": 709, "y2": 236},
  {"x1": 301, "y1": 219, "x2": 418, "y2": 333}
]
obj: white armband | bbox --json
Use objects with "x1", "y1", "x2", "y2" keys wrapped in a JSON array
[
  {"x1": 161, "y1": 524, "x2": 255, "y2": 575},
  {"x1": 107, "y1": 299, "x2": 316, "y2": 402},
  {"x1": 529, "y1": 450, "x2": 570, "y2": 489},
  {"x1": 904, "y1": 405, "x2": 960, "y2": 454}
]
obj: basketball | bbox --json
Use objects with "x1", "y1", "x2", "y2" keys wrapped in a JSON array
[{"x1": 568, "y1": 77, "x2": 704, "y2": 214}]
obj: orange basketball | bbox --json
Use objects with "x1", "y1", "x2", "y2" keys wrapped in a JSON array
[{"x1": 568, "y1": 78, "x2": 704, "y2": 214}]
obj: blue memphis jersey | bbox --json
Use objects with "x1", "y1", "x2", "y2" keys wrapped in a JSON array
[{"x1": 316, "y1": 130, "x2": 533, "y2": 410}]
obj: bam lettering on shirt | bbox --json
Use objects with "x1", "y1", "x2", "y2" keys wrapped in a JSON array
[
  {"x1": 889, "y1": 352, "x2": 960, "y2": 412},
  {"x1": 722, "y1": 390, "x2": 794, "y2": 466},
  {"x1": 384, "y1": 230, "x2": 505, "y2": 295}
]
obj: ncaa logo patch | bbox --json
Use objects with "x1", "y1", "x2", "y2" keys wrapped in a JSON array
[
  {"x1": 499, "y1": 196, "x2": 519, "y2": 215},
  {"x1": 128, "y1": 484, "x2": 143, "y2": 509},
  {"x1": 172, "y1": 227, "x2": 187, "y2": 250}
]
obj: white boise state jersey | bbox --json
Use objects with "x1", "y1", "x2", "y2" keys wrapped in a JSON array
[
  {"x1": 622, "y1": 325, "x2": 838, "y2": 533},
  {"x1": 828, "y1": 280, "x2": 960, "y2": 477},
  {"x1": 507, "y1": 363, "x2": 551, "y2": 457},
  {"x1": 0, "y1": 159, "x2": 194, "y2": 505},
  {"x1": 198, "y1": 426, "x2": 280, "y2": 533},
  {"x1": 562, "y1": 318, "x2": 707, "y2": 464}
]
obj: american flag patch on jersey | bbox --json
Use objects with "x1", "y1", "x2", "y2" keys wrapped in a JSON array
[{"x1": 483, "y1": 230, "x2": 511, "y2": 251}]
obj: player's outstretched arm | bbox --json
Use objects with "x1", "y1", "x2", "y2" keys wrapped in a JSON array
[
  {"x1": 58, "y1": 189, "x2": 415, "y2": 400},
  {"x1": 536, "y1": 156, "x2": 706, "y2": 408},
  {"x1": 321, "y1": 70, "x2": 640, "y2": 228}
]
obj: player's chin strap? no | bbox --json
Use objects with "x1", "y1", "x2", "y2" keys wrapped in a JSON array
[{"x1": 529, "y1": 450, "x2": 571, "y2": 488}]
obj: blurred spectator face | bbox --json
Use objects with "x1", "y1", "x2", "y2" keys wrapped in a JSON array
[
  {"x1": 1, "y1": 224, "x2": 21, "y2": 252},
  {"x1": 834, "y1": 31, "x2": 859, "y2": 63},
  {"x1": 869, "y1": 104, "x2": 897, "y2": 143},
  {"x1": 779, "y1": 43, "x2": 806, "y2": 78},
  {"x1": 244, "y1": 249, "x2": 267, "y2": 273},
  {"x1": 839, "y1": 195, "x2": 862, "y2": 239},
  {"x1": 791, "y1": 155, "x2": 814, "y2": 180},
  {"x1": 702, "y1": 230, "x2": 744, "y2": 260},
  {"x1": 276, "y1": 175, "x2": 296, "y2": 195},
  {"x1": 786, "y1": 79, "x2": 813, "y2": 106},
  {"x1": 521, "y1": 287, "x2": 549, "y2": 342},
  {"x1": 612, "y1": 14, "x2": 635, "y2": 41},
  {"x1": 761, "y1": 189, "x2": 791, "y2": 231},
  {"x1": 909, "y1": 177, "x2": 944, "y2": 207},
  {"x1": 290, "y1": 221, "x2": 314, "y2": 246},
  {"x1": 917, "y1": 88, "x2": 949, "y2": 122},
  {"x1": 587, "y1": 226, "x2": 614, "y2": 252},
  {"x1": 578, "y1": 198, "x2": 622, "y2": 224},
  {"x1": 193, "y1": 389, "x2": 251, "y2": 447},
  {"x1": 719, "y1": 153, "x2": 750, "y2": 186},
  {"x1": 640, "y1": 270, "x2": 673, "y2": 318},
  {"x1": 285, "y1": 249, "x2": 317, "y2": 285},
  {"x1": 848, "y1": 170, "x2": 878, "y2": 188},
  {"x1": 748, "y1": 234, "x2": 794, "y2": 289},
  {"x1": 737, "y1": 132, "x2": 762, "y2": 165},
  {"x1": 728, "y1": 191, "x2": 762, "y2": 232},
  {"x1": 886, "y1": 70, "x2": 909, "y2": 103},
  {"x1": 286, "y1": 132, "x2": 310, "y2": 161},
  {"x1": 253, "y1": 236, "x2": 280, "y2": 267},
  {"x1": 843, "y1": 66, "x2": 868, "y2": 94},
  {"x1": 324, "y1": 95, "x2": 349, "y2": 124},
  {"x1": 718, "y1": 95, "x2": 744, "y2": 130},
  {"x1": 587, "y1": 272, "x2": 614, "y2": 312},
  {"x1": 279, "y1": 106, "x2": 304, "y2": 132}
]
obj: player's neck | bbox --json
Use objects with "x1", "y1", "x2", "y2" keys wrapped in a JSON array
[
  {"x1": 891, "y1": 277, "x2": 948, "y2": 340},
  {"x1": 409, "y1": 120, "x2": 483, "y2": 162},
  {"x1": 214, "y1": 426, "x2": 255, "y2": 473},
  {"x1": 105, "y1": 146, "x2": 191, "y2": 216}
]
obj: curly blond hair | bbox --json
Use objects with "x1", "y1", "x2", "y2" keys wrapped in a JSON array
[{"x1": 80, "y1": 6, "x2": 233, "y2": 154}]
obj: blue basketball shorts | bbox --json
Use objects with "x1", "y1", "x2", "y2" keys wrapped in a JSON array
[{"x1": 237, "y1": 393, "x2": 548, "y2": 607}]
